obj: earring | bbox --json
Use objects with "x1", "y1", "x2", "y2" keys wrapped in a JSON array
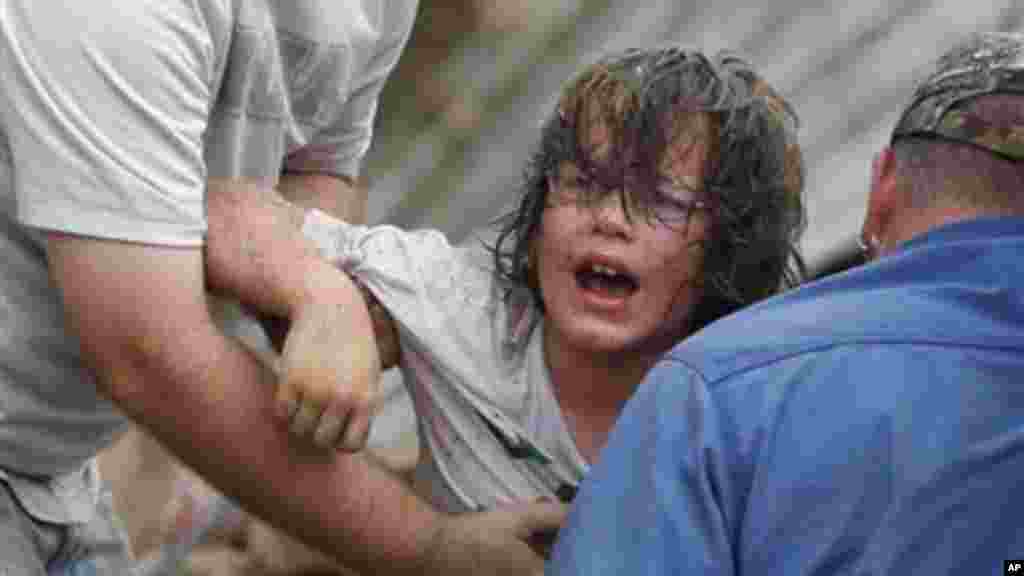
[
  {"x1": 856, "y1": 234, "x2": 870, "y2": 255},
  {"x1": 857, "y1": 233, "x2": 881, "y2": 259}
]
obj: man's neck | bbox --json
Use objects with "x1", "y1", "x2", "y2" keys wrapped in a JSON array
[{"x1": 881, "y1": 203, "x2": 997, "y2": 255}]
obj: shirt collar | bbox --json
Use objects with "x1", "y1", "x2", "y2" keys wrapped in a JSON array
[{"x1": 896, "y1": 215, "x2": 1024, "y2": 254}]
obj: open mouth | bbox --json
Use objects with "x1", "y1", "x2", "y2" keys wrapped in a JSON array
[{"x1": 575, "y1": 261, "x2": 638, "y2": 300}]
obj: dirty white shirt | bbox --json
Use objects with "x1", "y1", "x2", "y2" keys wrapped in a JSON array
[{"x1": 302, "y1": 209, "x2": 588, "y2": 512}]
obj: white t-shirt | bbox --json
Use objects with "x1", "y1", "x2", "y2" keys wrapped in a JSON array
[
  {"x1": 0, "y1": 0, "x2": 416, "y2": 523},
  {"x1": 302, "y1": 209, "x2": 589, "y2": 513}
]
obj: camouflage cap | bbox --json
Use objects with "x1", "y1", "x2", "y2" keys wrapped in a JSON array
[{"x1": 892, "y1": 32, "x2": 1024, "y2": 161}]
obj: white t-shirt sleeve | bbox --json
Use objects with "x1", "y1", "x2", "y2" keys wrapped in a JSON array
[
  {"x1": 301, "y1": 206, "x2": 477, "y2": 306},
  {"x1": 283, "y1": 0, "x2": 418, "y2": 179},
  {"x1": 0, "y1": 1, "x2": 212, "y2": 246},
  {"x1": 300, "y1": 207, "x2": 497, "y2": 362},
  {"x1": 302, "y1": 208, "x2": 579, "y2": 511}
]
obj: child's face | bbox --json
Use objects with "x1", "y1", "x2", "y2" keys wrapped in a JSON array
[{"x1": 534, "y1": 119, "x2": 710, "y2": 357}]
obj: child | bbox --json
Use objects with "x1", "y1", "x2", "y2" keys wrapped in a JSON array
[{"x1": 147, "y1": 44, "x2": 806, "y2": 573}]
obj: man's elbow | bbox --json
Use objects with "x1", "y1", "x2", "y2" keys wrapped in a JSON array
[
  {"x1": 45, "y1": 232, "x2": 221, "y2": 418},
  {"x1": 85, "y1": 318, "x2": 222, "y2": 419},
  {"x1": 81, "y1": 337, "x2": 159, "y2": 417}
]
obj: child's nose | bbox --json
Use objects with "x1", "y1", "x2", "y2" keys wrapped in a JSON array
[{"x1": 590, "y1": 191, "x2": 634, "y2": 239}]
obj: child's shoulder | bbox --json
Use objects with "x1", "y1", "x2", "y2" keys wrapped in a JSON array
[{"x1": 442, "y1": 241, "x2": 541, "y2": 352}]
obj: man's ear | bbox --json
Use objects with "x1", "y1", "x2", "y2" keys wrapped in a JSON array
[{"x1": 862, "y1": 146, "x2": 898, "y2": 250}]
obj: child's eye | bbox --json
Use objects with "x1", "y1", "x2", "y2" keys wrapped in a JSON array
[
  {"x1": 652, "y1": 196, "x2": 691, "y2": 218},
  {"x1": 569, "y1": 175, "x2": 592, "y2": 189},
  {"x1": 655, "y1": 181, "x2": 698, "y2": 203},
  {"x1": 651, "y1": 182, "x2": 706, "y2": 224}
]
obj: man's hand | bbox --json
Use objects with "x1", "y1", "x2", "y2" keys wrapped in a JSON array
[
  {"x1": 276, "y1": 294, "x2": 382, "y2": 452},
  {"x1": 205, "y1": 178, "x2": 382, "y2": 453},
  {"x1": 268, "y1": 170, "x2": 396, "y2": 450},
  {"x1": 260, "y1": 282, "x2": 402, "y2": 372},
  {"x1": 423, "y1": 500, "x2": 568, "y2": 575}
]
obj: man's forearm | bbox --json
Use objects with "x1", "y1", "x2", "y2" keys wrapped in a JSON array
[
  {"x1": 204, "y1": 178, "x2": 346, "y2": 319},
  {"x1": 48, "y1": 226, "x2": 436, "y2": 572},
  {"x1": 122, "y1": 319, "x2": 441, "y2": 574},
  {"x1": 278, "y1": 171, "x2": 366, "y2": 224}
]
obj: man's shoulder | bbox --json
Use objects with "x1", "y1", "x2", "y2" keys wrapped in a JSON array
[
  {"x1": 664, "y1": 277, "x2": 879, "y2": 384},
  {"x1": 664, "y1": 254, "x2": 1017, "y2": 386}
]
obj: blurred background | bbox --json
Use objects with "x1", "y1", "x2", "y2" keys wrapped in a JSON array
[
  {"x1": 364, "y1": 0, "x2": 1024, "y2": 267},
  {"x1": 359, "y1": 0, "x2": 1024, "y2": 447}
]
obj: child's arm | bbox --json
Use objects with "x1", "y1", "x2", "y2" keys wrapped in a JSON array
[{"x1": 356, "y1": 279, "x2": 402, "y2": 370}]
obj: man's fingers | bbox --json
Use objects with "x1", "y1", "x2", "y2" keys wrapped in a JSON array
[
  {"x1": 290, "y1": 399, "x2": 323, "y2": 438},
  {"x1": 312, "y1": 407, "x2": 346, "y2": 448},
  {"x1": 510, "y1": 500, "x2": 569, "y2": 539},
  {"x1": 513, "y1": 500, "x2": 568, "y2": 560},
  {"x1": 337, "y1": 409, "x2": 371, "y2": 453},
  {"x1": 308, "y1": 396, "x2": 374, "y2": 452}
]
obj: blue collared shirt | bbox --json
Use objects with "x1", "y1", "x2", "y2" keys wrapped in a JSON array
[{"x1": 550, "y1": 217, "x2": 1024, "y2": 575}]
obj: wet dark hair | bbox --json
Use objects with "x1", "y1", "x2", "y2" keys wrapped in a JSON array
[{"x1": 490, "y1": 45, "x2": 807, "y2": 332}]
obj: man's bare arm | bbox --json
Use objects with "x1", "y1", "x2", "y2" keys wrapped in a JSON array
[
  {"x1": 202, "y1": 178, "x2": 342, "y2": 319},
  {"x1": 278, "y1": 170, "x2": 367, "y2": 223},
  {"x1": 46, "y1": 232, "x2": 446, "y2": 574}
]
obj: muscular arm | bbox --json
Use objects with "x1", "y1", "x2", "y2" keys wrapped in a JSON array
[
  {"x1": 47, "y1": 183, "x2": 439, "y2": 574},
  {"x1": 277, "y1": 170, "x2": 366, "y2": 223}
]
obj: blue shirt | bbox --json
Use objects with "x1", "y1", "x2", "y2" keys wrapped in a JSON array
[{"x1": 549, "y1": 217, "x2": 1024, "y2": 576}]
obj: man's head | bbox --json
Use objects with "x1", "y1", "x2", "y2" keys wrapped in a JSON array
[
  {"x1": 492, "y1": 45, "x2": 806, "y2": 335},
  {"x1": 863, "y1": 32, "x2": 1024, "y2": 256}
]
